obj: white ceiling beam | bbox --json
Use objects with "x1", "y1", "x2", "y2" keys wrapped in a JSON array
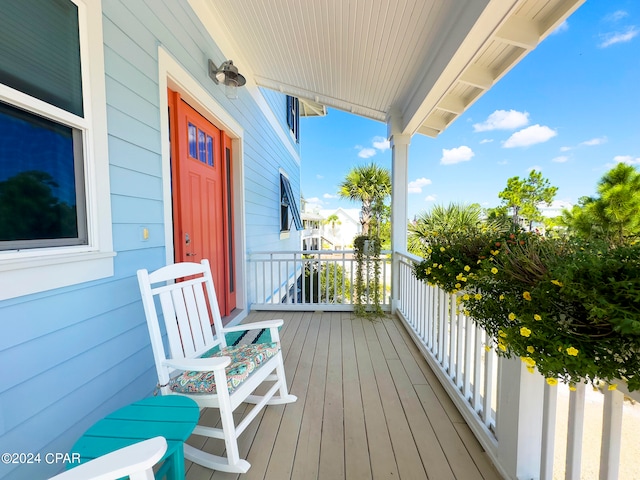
[
  {"x1": 437, "y1": 95, "x2": 466, "y2": 114},
  {"x1": 495, "y1": 16, "x2": 540, "y2": 49},
  {"x1": 459, "y1": 64, "x2": 495, "y2": 89},
  {"x1": 417, "y1": 125, "x2": 441, "y2": 138},
  {"x1": 421, "y1": 115, "x2": 449, "y2": 131}
]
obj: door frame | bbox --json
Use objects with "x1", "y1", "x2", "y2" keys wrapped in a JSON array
[{"x1": 157, "y1": 47, "x2": 247, "y2": 319}]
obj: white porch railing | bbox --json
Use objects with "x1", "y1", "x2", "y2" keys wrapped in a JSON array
[
  {"x1": 395, "y1": 252, "x2": 640, "y2": 480},
  {"x1": 248, "y1": 249, "x2": 392, "y2": 311}
]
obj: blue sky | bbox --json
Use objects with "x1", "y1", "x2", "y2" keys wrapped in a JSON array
[{"x1": 300, "y1": 0, "x2": 640, "y2": 220}]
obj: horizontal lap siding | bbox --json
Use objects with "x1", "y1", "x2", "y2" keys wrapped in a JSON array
[{"x1": 0, "y1": 0, "x2": 300, "y2": 478}]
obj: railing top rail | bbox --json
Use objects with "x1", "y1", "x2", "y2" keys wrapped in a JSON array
[{"x1": 249, "y1": 249, "x2": 393, "y2": 256}]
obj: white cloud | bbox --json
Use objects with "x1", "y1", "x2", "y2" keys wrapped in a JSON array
[
  {"x1": 614, "y1": 155, "x2": 640, "y2": 165},
  {"x1": 316, "y1": 174, "x2": 324, "y2": 180},
  {"x1": 425, "y1": 195, "x2": 437, "y2": 202},
  {"x1": 605, "y1": 10, "x2": 629, "y2": 22},
  {"x1": 372, "y1": 136, "x2": 390, "y2": 151},
  {"x1": 552, "y1": 156, "x2": 569, "y2": 163},
  {"x1": 440, "y1": 146, "x2": 475, "y2": 165},
  {"x1": 357, "y1": 147, "x2": 376, "y2": 158},
  {"x1": 581, "y1": 136, "x2": 607, "y2": 146},
  {"x1": 551, "y1": 21, "x2": 569, "y2": 35},
  {"x1": 473, "y1": 109, "x2": 530, "y2": 132},
  {"x1": 599, "y1": 26, "x2": 639, "y2": 48},
  {"x1": 503, "y1": 124, "x2": 557, "y2": 148},
  {"x1": 479, "y1": 138, "x2": 494, "y2": 144},
  {"x1": 306, "y1": 197, "x2": 322, "y2": 204},
  {"x1": 323, "y1": 193, "x2": 337, "y2": 199},
  {"x1": 560, "y1": 146, "x2": 572, "y2": 152},
  {"x1": 408, "y1": 177, "x2": 432, "y2": 193}
]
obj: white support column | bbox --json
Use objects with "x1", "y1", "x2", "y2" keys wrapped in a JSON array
[
  {"x1": 495, "y1": 357, "x2": 545, "y2": 480},
  {"x1": 387, "y1": 112, "x2": 410, "y2": 313}
]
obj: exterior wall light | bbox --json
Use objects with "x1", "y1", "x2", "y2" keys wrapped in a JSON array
[{"x1": 208, "y1": 59, "x2": 246, "y2": 99}]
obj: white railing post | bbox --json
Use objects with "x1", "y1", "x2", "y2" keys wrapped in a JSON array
[
  {"x1": 495, "y1": 357, "x2": 545, "y2": 480},
  {"x1": 599, "y1": 388, "x2": 623, "y2": 480}
]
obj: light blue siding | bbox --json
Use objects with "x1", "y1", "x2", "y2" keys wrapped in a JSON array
[{"x1": 0, "y1": 0, "x2": 303, "y2": 478}]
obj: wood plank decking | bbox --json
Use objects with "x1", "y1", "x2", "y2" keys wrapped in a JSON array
[{"x1": 185, "y1": 311, "x2": 502, "y2": 480}]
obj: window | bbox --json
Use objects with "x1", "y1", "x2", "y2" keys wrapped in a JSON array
[
  {"x1": 280, "y1": 173, "x2": 303, "y2": 235},
  {"x1": 286, "y1": 95, "x2": 299, "y2": 142},
  {"x1": 0, "y1": 0, "x2": 113, "y2": 299}
]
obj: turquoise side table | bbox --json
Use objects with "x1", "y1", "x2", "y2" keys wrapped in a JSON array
[{"x1": 70, "y1": 396, "x2": 199, "y2": 480}]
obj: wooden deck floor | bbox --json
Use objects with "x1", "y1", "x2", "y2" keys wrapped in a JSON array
[{"x1": 184, "y1": 311, "x2": 503, "y2": 480}]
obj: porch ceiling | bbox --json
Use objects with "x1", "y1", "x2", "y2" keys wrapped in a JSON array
[{"x1": 193, "y1": 0, "x2": 584, "y2": 137}]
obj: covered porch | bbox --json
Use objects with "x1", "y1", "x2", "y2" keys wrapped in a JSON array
[{"x1": 185, "y1": 310, "x2": 501, "y2": 480}]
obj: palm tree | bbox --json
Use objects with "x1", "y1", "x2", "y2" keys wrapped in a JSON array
[
  {"x1": 323, "y1": 213, "x2": 341, "y2": 238},
  {"x1": 338, "y1": 163, "x2": 391, "y2": 236},
  {"x1": 408, "y1": 203, "x2": 511, "y2": 255}
]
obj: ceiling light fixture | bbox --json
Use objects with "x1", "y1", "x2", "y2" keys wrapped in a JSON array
[{"x1": 208, "y1": 59, "x2": 246, "y2": 99}]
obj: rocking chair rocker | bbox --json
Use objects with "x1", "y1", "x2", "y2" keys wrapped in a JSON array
[{"x1": 137, "y1": 260, "x2": 296, "y2": 473}]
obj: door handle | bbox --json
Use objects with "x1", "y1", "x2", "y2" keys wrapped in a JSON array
[{"x1": 186, "y1": 253, "x2": 197, "y2": 257}]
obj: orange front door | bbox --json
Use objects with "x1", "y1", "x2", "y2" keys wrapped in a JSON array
[{"x1": 168, "y1": 90, "x2": 236, "y2": 317}]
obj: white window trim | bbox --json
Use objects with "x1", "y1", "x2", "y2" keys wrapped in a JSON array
[{"x1": 0, "y1": 0, "x2": 114, "y2": 300}]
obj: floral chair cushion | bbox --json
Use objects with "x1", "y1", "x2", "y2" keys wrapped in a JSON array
[{"x1": 169, "y1": 342, "x2": 280, "y2": 395}]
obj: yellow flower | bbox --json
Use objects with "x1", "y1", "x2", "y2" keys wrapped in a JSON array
[
  {"x1": 521, "y1": 356, "x2": 536, "y2": 367},
  {"x1": 551, "y1": 279, "x2": 563, "y2": 287},
  {"x1": 438, "y1": 264, "x2": 443, "y2": 269},
  {"x1": 456, "y1": 273, "x2": 464, "y2": 281},
  {"x1": 526, "y1": 365, "x2": 535, "y2": 374},
  {"x1": 608, "y1": 384, "x2": 618, "y2": 391},
  {"x1": 569, "y1": 384, "x2": 577, "y2": 391},
  {"x1": 491, "y1": 267, "x2": 498, "y2": 274},
  {"x1": 464, "y1": 265, "x2": 471, "y2": 272},
  {"x1": 566, "y1": 346, "x2": 579, "y2": 356},
  {"x1": 433, "y1": 263, "x2": 438, "y2": 268},
  {"x1": 463, "y1": 310, "x2": 470, "y2": 316},
  {"x1": 527, "y1": 345, "x2": 535, "y2": 353},
  {"x1": 498, "y1": 343, "x2": 507, "y2": 352},
  {"x1": 426, "y1": 248, "x2": 432, "y2": 254},
  {"x1": 498, "y1": 330, "x2": 507, "y2": 338},
  {"x1": 490, "y1": 249, "x2": 499, "y2": 256},
  {"x1": 477, "y1": 259, "x2": 482, "y2": 264},
  {"x1": 499, "y1": 294, "x2": 505, "y2": 301},
  {"x1": 461, "y1": 276, "x2": 467, "y2": 282},
  {"x1": 484, "y1": 345, "x2": 491, "y2": 352},
  {"x1": 534, "y1": 314, "x2": 542, "y2": 321},
  {"x1": 463, "y1": 294, "x2": 470, "y2": 301},
  {"x1": 450, "y1": 257, "x2": 455, "y2": 262},
  {"x1": 546, "y1": 378, "x2": 559, "y2": 386},
  {"x1": 520, "y1": 326, "x2": 532, "y2": 337},
  {"x1": 440, "y1": 247, "x2": 446, "y2": 252},
  {"x1": 455, "y1": 283, "x2": 461, "y2": 289},
  {"x1": 523, "y1": 291, "x2": 532, "y2": 301},
  {"x1": 508, "y1": 312, "x2": 516, "y2": 321},
  {"x1": 474, "y1": 293, "x2": 482, "y2": 300}
]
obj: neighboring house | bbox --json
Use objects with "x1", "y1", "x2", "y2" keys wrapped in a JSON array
[
  {"x1": 320, "y1": 208, "x2": 362, "y2": 249},
  {"x1": 0, "y1": 1, "x2": 584, "y2": 478},
  {"x1": 301, "y1": 210, "x2": 323, "y2": 250}
]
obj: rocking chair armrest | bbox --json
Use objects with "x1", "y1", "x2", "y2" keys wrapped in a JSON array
[
  {"x1": 163, "y1": 356, "x2": 231, "y2": 372},
  {"x1": 223, "y1": 319, "x2": 284, "y2": 333}
]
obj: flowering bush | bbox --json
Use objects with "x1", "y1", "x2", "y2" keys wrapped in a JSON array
[{"x1": 413, "y1": 232, "x2": 640, "y2": 391}]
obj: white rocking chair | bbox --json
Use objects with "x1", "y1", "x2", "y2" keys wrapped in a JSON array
[
  {"x1": 136, "y1": 260, "x2": 296, "y2": 473},
  {"x1": 49, "y1": 437, "x2": 167, "y2": 480}
]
